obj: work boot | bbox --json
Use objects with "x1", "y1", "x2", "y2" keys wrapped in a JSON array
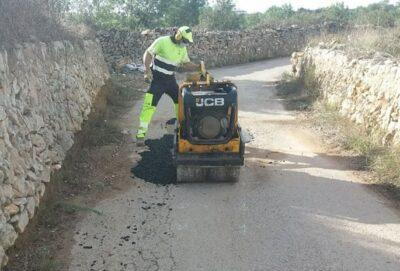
[{"x1": 136, "y1": 136, "x2": 145, "y2": 147}]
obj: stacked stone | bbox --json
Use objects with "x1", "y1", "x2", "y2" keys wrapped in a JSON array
[
  {"x1": 97, "y1": 25, "x2": 324, "y2": 71},
  {"x1": 0, "y1": 40, "x2": 109, "y2": 266},
  {"x1": 292, "y1": 43, "x2": 400, "y2": 145}
]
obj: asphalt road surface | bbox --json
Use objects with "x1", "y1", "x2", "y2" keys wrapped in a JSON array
[{"x1": 68, "y1": 58, "x2": 400, "y2": 271}]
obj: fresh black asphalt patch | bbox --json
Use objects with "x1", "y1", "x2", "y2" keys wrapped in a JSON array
[{"x1": 131, "y1": 134, "x2": 176, "y2": 184}]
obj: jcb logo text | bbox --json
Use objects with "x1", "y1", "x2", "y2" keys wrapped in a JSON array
[{"x1": 196, "y1": 98, "x2": 225, "y2": 107}]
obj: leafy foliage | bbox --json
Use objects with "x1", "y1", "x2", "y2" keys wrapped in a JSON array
[
  {"x1": 63, "y1": 0, "x2": 400, "y2": 31},
  {"x1": 243, "y1": 1, "x2": 400, "y2": 29},
  {"x1": 69, "y1": 0, "x2": 206, "y2": 30},
  {"x1": 353, "y1": 1, "x2": 400, "y2": 27},
  {"x1": 199, "y1": 0, "x2": 244, "y2": 30},
  {"x1": 2, "y1": 0, "x2": 400, "y2": 40}
]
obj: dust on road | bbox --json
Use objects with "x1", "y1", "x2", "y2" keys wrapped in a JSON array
[{"x1": 66, "y1": 58, "x2": 400, "y2": 271}]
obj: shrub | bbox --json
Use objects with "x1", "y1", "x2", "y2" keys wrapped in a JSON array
[
  {"x1": 199, "y1": 0, "x2": 245, "y2": 30},
  {"x1": 373, "y1": 147, "x2": 400, "y2": 189}
]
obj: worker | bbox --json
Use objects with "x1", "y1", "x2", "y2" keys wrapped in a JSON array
[{"x1": 136, "y1": 26, "x2": 198, "y2": 146}]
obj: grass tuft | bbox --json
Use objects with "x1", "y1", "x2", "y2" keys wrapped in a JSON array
[
  {"x1": 310, "y1": 26, "x2": 400, "y2": 58},
  {"x1": 309, "y1": 98, "x2": 400, "y2": 197},
  {"x1": 372, "y1": 147, "x2": 400, "y2": 189},
  {"x1": 55, "y1": 202, "x2": 103, "y2": 216},
  {"x1": 277, "y1": 67, "x2": 320, "y2": 99},
  {"x1": 276, "y1": 72, "x2": 303, "y2": 96}
]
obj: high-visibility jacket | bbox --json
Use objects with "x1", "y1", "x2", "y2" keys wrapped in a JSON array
[{"x1": 147, "y1": 36, "x2": 190, "y2": 76}]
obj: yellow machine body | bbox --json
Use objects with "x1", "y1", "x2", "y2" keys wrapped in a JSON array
[{"x1": 174, "y1": 62, "x2": 244, "y2": 182}]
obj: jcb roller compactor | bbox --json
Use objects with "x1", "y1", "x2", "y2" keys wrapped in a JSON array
[{"x1": 174, "y1": 63, "x2": 245, "y2": 182}]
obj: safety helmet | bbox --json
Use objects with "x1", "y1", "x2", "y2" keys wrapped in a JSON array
[{"x1": 177, "y1": 26, "x2": 193, "y2": 44}]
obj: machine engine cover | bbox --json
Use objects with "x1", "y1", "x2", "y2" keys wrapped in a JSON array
[{"x1": 182, "y1": 83, "x2": 238, "y2": 144}]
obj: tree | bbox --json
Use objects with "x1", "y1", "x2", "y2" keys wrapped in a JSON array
[
  {"x1": 162, "y1": 0, "x2": 207, "y2": 26},
  {"x1": 199, "y1": 0, "x2": 244, "y2": 30},
  {"x1": 264, "y1": 4, "x2": 294, "y2": 20},
  {"x1": 69, "y1": 0, "x2": 207, "y2": 29},
  {"x1": 354, "y1": 1, "x2": 397, "y2": 27},
  {"x1": 323, "y1": 2, "x2": 350, "y2": 24},
  {"x1": 259, "y1": 4, "x2": 295, "y2": 27},
  {"x1": 243, "y1": 12, "x2": 263, "y2": 29}
]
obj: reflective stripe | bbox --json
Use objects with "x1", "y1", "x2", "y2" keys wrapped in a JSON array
[
  {"x1": 154, "y1": 58, "x2": 176, "y2": 73},
  {"x1": 139, "y1": 121, "x2": 149, "y2": 129},
  {"x1": 155, "y1": 55, "x2": 179, "y2": 67},
  {"x1": 152, "y1": 55, "x2": 178, "y2": 75},
  {"x1": 174, "y1": 103, "x2": 179, "y2": 118},
  {"x1": 136, "y1": 131, "x2": 146, "y2": 139},
  {"x1": 153, "y1": 65, "x2": 174, "y2": 75},
  {"x1": 137, "y1": 93, "x2": 157, "y2": 138}
]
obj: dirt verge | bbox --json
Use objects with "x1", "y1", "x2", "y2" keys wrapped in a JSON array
[{"x1": 276, "y1": 72, "x2": 400, "y2": 207}]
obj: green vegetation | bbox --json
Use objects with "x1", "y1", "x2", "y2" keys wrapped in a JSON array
[
  {"x1": 246, "y1": 1, "x2": 400, "y2": 28},
  {"x1": 2, "y1": 0, "x2": 400, "y2": 40},
  {"x1": 311, "y1": 26, "x2": 400, "y2": 58},
  {"x1": 199, "y1": 0, "x2": 245, "y2": 30},
  {"x1": 68, "y1": 0, "x2": 207, "y2": 30},
  {"x1": 312, "y1": 101, "x2": 400, "y2": 197},
  {"x1": 276, "y1": 72, "x2": 304, "y2": 96},
  {"x1": 277, "y1": 67, "x2": 319, "y2": 101},
  {"x1": 63, "y1": 0, "x2": 400, "y2": 30},
  {"x1": 312, "y1": 102, "x2": 384, "y2": 161},
  {"x1": 373, "y1": 147, "x2": 400, "y2": 192}
]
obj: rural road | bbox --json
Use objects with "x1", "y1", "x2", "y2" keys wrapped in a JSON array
[{"x1": 68, "y1": 58, "x2": 400, "y2": 271}]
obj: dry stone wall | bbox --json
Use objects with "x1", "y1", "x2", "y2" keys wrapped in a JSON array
[
  {"x1": 292, "y1": 44, "x2": 400, "y2": 145},
  {"x1": 97, "y1": 26, "x2": 325, "y2": 70},
  {"x1": 0, "y1": 40, "x2": 109, "y2": 266}
]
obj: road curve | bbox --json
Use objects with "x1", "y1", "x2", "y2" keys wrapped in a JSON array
[{"x1": 68, "y1": 58, "x2": 400, "y2": 271}]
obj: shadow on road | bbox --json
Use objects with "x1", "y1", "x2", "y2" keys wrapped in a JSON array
[
  {"x1": 131, "y1": 134, "x2": 177, "y2": 185},
  {"x1": 246, "y1": 145, "x2": 400, "y2": 208}
]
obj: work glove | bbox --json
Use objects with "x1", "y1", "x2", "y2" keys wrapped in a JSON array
[{"x1": 144, "y1": 70, "x2": 153, "y2": 83}]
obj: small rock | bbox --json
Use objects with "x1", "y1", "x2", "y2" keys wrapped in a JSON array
[
  {"x1": 0, "y1": 223, "x2": 18, "y2": 249},
  {"x1": 14, "y1": 210, "x2": 29, "y2": 233},
  {"x1": 26, "y1": 197, "x2": 36, "y2": 218},
  {"x1": 0, "y1": 185, "x2": 13, "y2": 204},
  {"x1": 0, "y1": 246, "x2": 8, "y2": 267},
  {"x1": 31, "y1": 134, "x2": 46, "y2": 153},
  {"x1": 141, "y1": 29, "x2": 151, "y2": 35},
  {"x1": 4, "y1": 204, "x2": 19, "y2": 216},
  {"x1": 13, "y1": 197, "x2": 27, "y2": 206},
  {"x1": 24, "y1": 181, "x2": 35, "y2": 196},
  {"x1": 0, "y1": 170, "x2": 4, "y2": 184},
  {"x1": 0, "y1": 107, "x2": 6, "y2": 122},
  {"x1": 26, "y1": 171, "x2": 38, "y2": 182},
  {"x1": 52, "y1": 163, "x2": 62, "y2": 171},
  {"x1": 11, "y1": 176, "x2": 27, "y2": 195}
]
